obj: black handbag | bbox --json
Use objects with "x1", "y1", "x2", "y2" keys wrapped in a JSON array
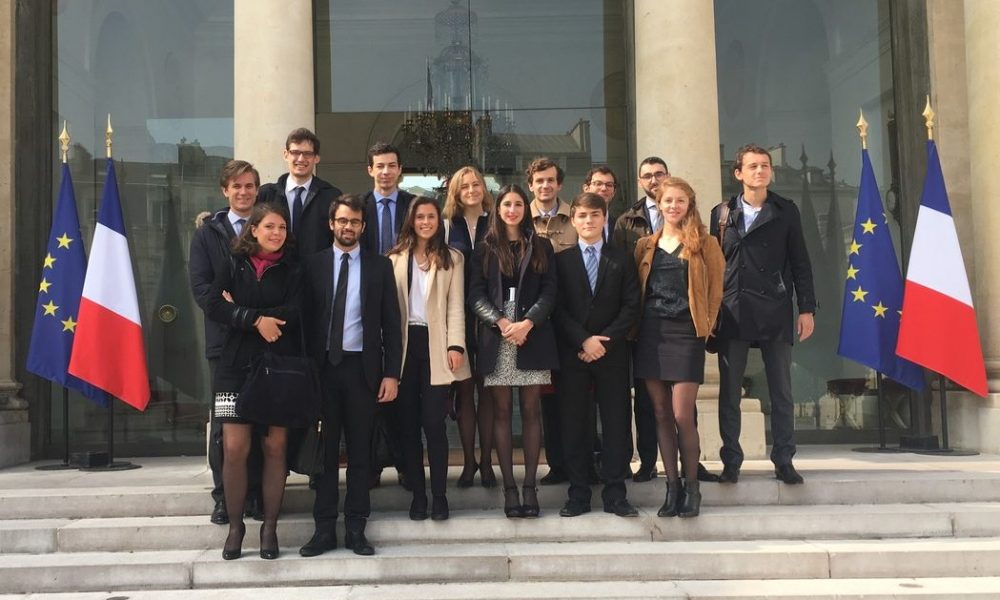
[
  {"x1": 291, "y1": 421, "x2": 325, "y2": 476},
  {"x1": 236, "y1": 321, "x2": 322, "y2": 428},
  {"x1": 371, "y1": 410, "x2": 397, "y2": 470}
]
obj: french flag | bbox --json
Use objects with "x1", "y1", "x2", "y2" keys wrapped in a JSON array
[
  {"x1": 896, "y1": 141, "x2": 987, "y2": 397},
  {"x1": 69, "y1": 159, "x2": 150, "y2": 410}
]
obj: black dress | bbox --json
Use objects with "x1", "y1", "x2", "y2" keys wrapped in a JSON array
[{"x1": 635, "y1": 246, "x2": 705, "y2": 383}]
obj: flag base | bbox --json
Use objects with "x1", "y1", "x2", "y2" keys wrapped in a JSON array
[
  {"x1": 898, "y1": 434, "x2": 940, "y2": 450},
  {"x1": 78, "y1": 461, "x2": 142, "y2": 472},
  {"x1": 852, "y1": 446, "x2": 907, "y2": 454},
  {"x1": 35, "y1": 462, "x2": 76, "y2": 471}
]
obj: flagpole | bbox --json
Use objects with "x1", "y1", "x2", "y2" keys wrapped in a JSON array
[{"x1": 36, "y1": 123, "x2": 77, "y2": 471}]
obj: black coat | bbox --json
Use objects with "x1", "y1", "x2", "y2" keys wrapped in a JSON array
[
  {"x1": 206, "y1": 253, "x2": 303, "y2": 371},
  {"x1": 188, "y1": 210, "x2": 238, "y2": 360},
  {"x1": 710, "y1": 191, "x2": 816, "y2": 344},
  {"x1": 360, "y1": 189, "x2": 415, "y2": 255},
  {"x1": 611, "y1": 198, "x2": 654, "y2": 254},
  {"x1": 468, "y1": 235, "x2": 559, "y2": 375},
  {"x1": 552, "y1": 243, "x2": 639, "y2": 368},
  {"x1": 301, "y1": 247, "x2": 403, "y2": 392},
  {"x1": 257, "y1": 174, "x2": 343, "y2": 258},
  {"x1": 447, "y1": 213, "x2": 490, "y2": 361}
]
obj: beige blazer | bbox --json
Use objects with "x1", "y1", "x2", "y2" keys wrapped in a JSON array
[{"x1": 390, "y1": 247, "x2": 472, "y2": 385}]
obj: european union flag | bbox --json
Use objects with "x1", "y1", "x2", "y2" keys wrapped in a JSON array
[
  {"x1": 837, "y1": 150, "x2": 925, "y2": 391},
  {"x1": 26, "y1": 163, "x2": 106, "y2": 405}
]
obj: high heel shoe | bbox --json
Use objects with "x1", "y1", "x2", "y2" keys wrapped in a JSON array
[
  {"x1": 479, "y1": 463, "x2": 498, "y2": 488},
  {"x1": 456, "y1": 464, "x2": 477, "y2": 488},
  {"x1": 222, "y1": 522, "x2": 245, "y2": 560},
  {"x1": 503, "y1": 486, "x2": 523, "y2": 518},
  {"x1": 521, "y1": 485, "x2": 540, "y2": 518},
  {"x1": 678, "y1": 480, "x2": 701, "y2": 518},
  {"x1": 259, "y1": 522, "x2": 279, "y2": 560},
  {"x1": 657, "y1": 480, "x2": 682, "y2": 518}
]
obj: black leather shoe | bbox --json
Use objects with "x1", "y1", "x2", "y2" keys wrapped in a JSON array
[
  {"x1": 479, "y1": 465, "x2": 498, "y2": 489},
  {"x1": 539, "y1": 467, "x2": 567, "y2": 485},
  {"x1": 259, "y1": 523, "x2": 279, "y2": 560},
  {"x1": 521, "y1": 485, "x2": 540, "y2": 518},
  {"x1": 210, "y1": 500, "x2": 229, "y2": 525},
  {"x1": 559, "y1": 500, "x2": 591, "y2": 517},
  {"x1": 431, "y1": 495, "x2": 449, "y2": 521},
  {"x1": 503, "y1": 487, "x2": 523, "y2": 518},
  {"x1": 632, "y1": 463, "x2": 658, "y2": 482},
  {"x1": 222, "y1": 522, "x2": 245, "y2": 560},
  {"x1": 604, "y1": 498, "x2": 639, "y2": 518},
  {"x1": 344, "y1": 530, "x2": 375, "y2": 556},
  {"x1": 244, "y1": 495, "x2": 264, "y2": 522},
  {"x1": 679, "y1": 480, "x2": 701, "y2": 518},
  {"x1": 657, "y1": 480, "x2": 683, "y2": 517},
  {"x1": 456, "y1": 464, "x2": 477, "y2": 488},
  {"x1": 697, "y1": 463, "x2": 721, "y2": 483},
  {"x1": 409, "y1": 495, "x2": 428, "y2": 521},
  {"x1": 775, "y1": 463, "x2": 804, "y2": 484},
  {"x1": 719, "y1": 464, "x2": 740, "y2": 484},
  {"x1": 299, "y1": 530, "x2": 337, "y2": 557}
]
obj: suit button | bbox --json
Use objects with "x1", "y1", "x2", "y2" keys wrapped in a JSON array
[
  {"x1": 759, "y1": 267, "x2": 765, "y2": 272},
  {"x1": 740, "y1": 263, "x2": 745, "y2": 269}
]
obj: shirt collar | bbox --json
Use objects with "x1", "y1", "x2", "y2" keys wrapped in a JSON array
[
  {"x1": 739, "y1": 193, "x2": 763, "y2": 213},
  {"x1": 375, "y1": 189, "x2": 399, "y2": 204},
  {"x1": 578, "y1": 238, "x2": 604, "y2": 255},
  {"x1": 227, "y1": 210, "x2": 248, "y2": 228},
  {"x1": 644, "y1": 196, "x2": 657, "y2": 212},
  {"x1": 285, "y1": 176, "x2": 313, "y2": 196},
  {"x1": 333, "y1": 244, "x2": 361, "y2": 262}
]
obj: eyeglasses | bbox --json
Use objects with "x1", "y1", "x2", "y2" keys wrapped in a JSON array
[
  {"x1": 333, "y1": 218, "x2": 363, "y2": 228},
  {"x1": 287, "y1": 150, "x2": 317, "y2": 159},
  {"x1": 588, "y1": 181, "x2": 616, "y2": 190},
  {"x1": 639, "y1": 172, "x2": 668, "y2": 181}
]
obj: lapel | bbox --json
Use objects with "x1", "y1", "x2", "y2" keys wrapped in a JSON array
[
  {"x1": 394, "y1": 191, "x2": 410, "y2": 234},
  {"x1": 425, "y1": 258, "x2": 438, "y2": 304},
  {"x1": 745, "y1": 199, "x2": 776, "y2": 236},
  {"x1": 321, "y1": 248, "x2": 335, "y2": 317},
  {"x1": 594, "y1": 245, "x2": 612, "y2": 297},
  {"x1": 304, "y1": 178, "x2": 319, "y2": 211},
  {"x1": 359, "y1": 248, "x2": 371, "y2": 315},
  {"x1": 392, "y1": 251, "x2": 409, "y2": 307},
  {"x1": 566, "y1": 245, "x2": 591, "y2": 298}
]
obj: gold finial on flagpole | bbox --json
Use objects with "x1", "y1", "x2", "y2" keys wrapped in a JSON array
[
  {"x1": 59, "y1": 121, "x2": 71, "y2": 164},
  {"x1": 922, "y1": 95, "x2": 935, "y2": 141},
  {"x1": 856, "y1": 109, "x2": 868, "y2": 150},
  {"x1": 105, "y1": 114, "x2": 113, "y2": 158}
]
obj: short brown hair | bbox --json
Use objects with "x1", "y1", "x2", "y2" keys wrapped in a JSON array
[
  {"x1": 285, "y1": 128, "x2": 321, "y2": 154},
  {"x1": 734, "y1": 143, "x2": 772, "y2": 171},
  {"x1": 584, "y1": 165, "x2": 616, "y2": 185},
  {"x1": 218, "y1": 159, "x2": 260, "y2": 189},
  {"x1": 525, "y1": 157, "x2": 564, "y2": 185},
  {"x1": 328, "y1": 193, "x2": 367, "y2": 221},
  {"x1": 570, "y1": 192, "x2": 607, "y2": 217},
  {"x1": 367, "y1": 141, "x2": 401, "y2": 167}
]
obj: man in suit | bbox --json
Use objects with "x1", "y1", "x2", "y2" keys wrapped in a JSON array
[
  {"x1": 553, "y1": 192, "x2": 639, "y2": 517},
  {"x1": 711, "y1": 143, "x2": 816, "y2": 485},
  {"x1": 257, "y1": 127, "x2": 343, "y2": 258},
  {"x1": 361, "y1": 142, "x2": 415, "y2": 255},
  {"x1": 188, "y1": 159, "x2": 263, "y2": 525},
  {"x1": 582, "y1": 165, "x2": 619, "y2": 242},
  {"x1": 299, "y1": 194, "x2": 402, "y2": 557}
]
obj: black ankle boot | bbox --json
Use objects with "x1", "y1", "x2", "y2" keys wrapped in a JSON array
[
  {"x1": 657, "y1": 480, "x2": 682, "y2": 518},
  {"x1": 679, "y1": 480, "x2": 701, "y2": 518},
  {"x1": 503, "y1": 486, "x2": 523, "y2": 518}
]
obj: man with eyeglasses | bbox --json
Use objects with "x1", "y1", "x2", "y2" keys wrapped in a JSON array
[
  {"x1": 258, "y1": 128, "x2": 343, "y2": 258},
  {"x1": 582, "y1": 165, "x2": 619, "y2": 242}
]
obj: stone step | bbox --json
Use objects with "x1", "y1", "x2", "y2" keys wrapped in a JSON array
[
  {"x1": 3, "y1": 538, "x2": 1000, "y2": 594},
  {"x1": 5, "y1": 577, "x2": 1000, "y2": 600},
  {"x1": 5, "y1": 502, "x2": 1000, "y2": 554},
  {"x1": 4, "y1": 468, "x2": 1000, "y2": 520}
]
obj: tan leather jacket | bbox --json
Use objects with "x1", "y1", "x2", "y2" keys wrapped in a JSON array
[{"x1": 530, "y1": 198, "x2": 577, "y2": 253}]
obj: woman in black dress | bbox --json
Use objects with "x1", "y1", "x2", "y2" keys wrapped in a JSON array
[
  {"x1": 208, "y1": 203, "x2": 302, "y2": 560},
  {"x1": 443, "y1": 166, "x2": 496, "y2": 488},
  {"x1": 633, "y1": 177, "x2": 724, "y2": 518},
  {"x1": 468, "y1": 184, "x2": 558, "y2": 518}
]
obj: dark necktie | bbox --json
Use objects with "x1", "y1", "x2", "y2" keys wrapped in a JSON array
[
  {"x1": 380, "y1": 198, "x2": 393, "y2": 254},
  {"x1": 292, "y1": 186, "x2": 305, "y2": 236},
  {"x1": 234, "y1": 218, "x2": 246, "y2": 237},
  {"x1": 327, "y1": 253, "x2": 350, "y2": 366}
]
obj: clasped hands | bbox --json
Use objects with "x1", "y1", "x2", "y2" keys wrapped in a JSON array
[
  {"x1": 576, "y1": 335, "x2": 610, "y2": 363},
  {"x1": 496, "y1": 317, "x2": 533, "y2": 347}
]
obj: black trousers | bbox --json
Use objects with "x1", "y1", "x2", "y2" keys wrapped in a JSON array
[
  {"x1": 718, "y1": 338, "x2": 796, "y2": 468},
  {"x1": 541, "y1": 390, "x2": 563, "y2": 469},
  {"x1": 557, "y1": 356, "x2": 631, "y2": 505},
  {"x1": 397, "y1": 326, "x2": 450, "y2": 498},
  {"x1": 629, "y1": 343, "x2": 658, "y2": 466},
  {"x1": 313, "y1": 354, "x2": 376, "y2": 531},
  {"x1": 208, "y1": 358, "x2": 261, "y2": 504}
]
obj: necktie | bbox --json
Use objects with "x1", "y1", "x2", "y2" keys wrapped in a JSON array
[
  {"x1": 292, "y1": 186, "x2": 305, "y2": 235},
  {"x1": 649, "y1": 205, "x2": 661, "y2": 233},
  {"x1": 584, "y1": 246, "x2": 598, "y2": 294},
  {"x1": 234, "y1": 218, "x2": 246, "y2": 237},
  {"x1": 327, "y1": 253, "x2": 350, "y2": 366},
  {"x1": 380, "y1": 198, "x2": 394, "y2": 254}
]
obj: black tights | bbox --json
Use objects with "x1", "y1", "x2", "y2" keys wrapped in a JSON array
[
  {"x1": 492, "y1": 385, "x2": 541, "y2": 489},
  {"x1": 456, "y1": 377, "x2": 495, "y2": 472},
  {"x1": 222, "y1": 423, "x2": 287, "y2": 545},
  {"x1": 644, "y1": 380, "x2": 700, "y2": 482}
]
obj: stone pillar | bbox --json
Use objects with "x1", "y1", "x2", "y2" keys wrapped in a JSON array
[
  {"x1": 634, "y1": 0, "x2": 765, "y2": 460},
  {"x1": 0, "y1": 0, "x2": 29, "y2": 467},
  {"x1": 234, "y1": 0, "x2": 315, "y2": 182}
]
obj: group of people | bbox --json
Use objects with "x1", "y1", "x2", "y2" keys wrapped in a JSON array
[{"x1": 188, "y1": 128, "x2": 816, "y2": 561}]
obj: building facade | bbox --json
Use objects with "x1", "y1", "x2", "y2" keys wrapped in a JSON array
[{"x1": 1, "y1": 0, "x2": 998, "y2": 464}]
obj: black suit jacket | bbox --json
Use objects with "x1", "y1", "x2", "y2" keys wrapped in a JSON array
[
  {"x1": 552, "y1": 243, "x2": 639, "y2": 367},
  {"x1": 257, "y1": 174, "x2": 343, "y2": 258},
  {"x1": 360, "y1": 189, "x2": 416, "y2": 255},
  {"x1": 302, "y1": 247, "x2": 403, "y2": 392}
]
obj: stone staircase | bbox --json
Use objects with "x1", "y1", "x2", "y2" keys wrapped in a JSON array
[{"x1": 2, "y1": 449, "x2": 1000, "y2": 598}]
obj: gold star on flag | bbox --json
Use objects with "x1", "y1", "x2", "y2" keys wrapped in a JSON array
[
  {"x1": 39, "y1": 278, "x2": 52, "y2": 293},
  {"x1": 61, "y1": 316, "x2": 77, "y2": 332},
  {"x1": 42, "y1": 300, "x2": 58, "y2": 316},
  {"x1": 861, "y1": 219, "x2": 877, "y2": 234},
  {"x1": 846, "y1": 264, "x2": 859, "y2": 280},
  {"x1": 56, "y1": 233, "x2": 73, "y2": 249},
  {"x1": 849, "y1": 239, "x2": 862, "y2": 256},
  {"x1": 851, "y1": 286, "x2": 868, "y2": 302},
  {"x1": 43, "y1": 253, "x2": 56, "y2": 269},
  {"x1": 872, "y1": 302, "x2": 888, "y2": 318}
]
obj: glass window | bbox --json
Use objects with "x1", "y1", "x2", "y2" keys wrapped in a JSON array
[
  {"x1": 53, "y1": 1, "x2": 234, "y2": 455},
  {"x1": 714, "y1": 0, "x2": 907, "y2": 442}
]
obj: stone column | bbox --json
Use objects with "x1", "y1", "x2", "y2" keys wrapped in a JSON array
[
  {"x1": 234, "y1": 0, "x2": 315, "y2": 182},
  {"x1": 0, "y1": 0, "x2": 29, "y2": 467},
  {"x1": 634, "y1": 0, "x2": 765, "y2": 460}
]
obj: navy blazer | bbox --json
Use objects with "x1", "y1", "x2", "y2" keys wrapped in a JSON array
[
  {"x1": 257, "y1": 174, "x2": 343, "y2": 258},
  {"x1": 360, "y1": 189, "x2": 415, "y2": 255}
]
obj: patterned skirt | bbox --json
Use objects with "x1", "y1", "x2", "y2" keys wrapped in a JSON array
[
  {"x1": 483, "y1": 301, "x2": 551, "y2": 388},
  {"x1": 212, "y1": 364, "x2": 251, "y2": 424}
]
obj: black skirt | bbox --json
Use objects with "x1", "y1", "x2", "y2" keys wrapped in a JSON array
[
  {"x1": 212, "y1": 362, "x2": 251, "y2": 424},
  {"x1": 634, "y1": 313, "x2": 706, "y2": 383}
]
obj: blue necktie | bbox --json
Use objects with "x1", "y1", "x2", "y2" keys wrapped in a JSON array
[
  {"x1": 292, "y1": 186, "x2": 305, "y2": 235},
  {"x1": 380, "y1": 198, "x2": 394, "y2": 254},
  {"x1": 234, "y1": 218, "x2": 246, "y2": 237},
  {"x1": 584, "y1": 246, "x2": 598, "y2": 294}
]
